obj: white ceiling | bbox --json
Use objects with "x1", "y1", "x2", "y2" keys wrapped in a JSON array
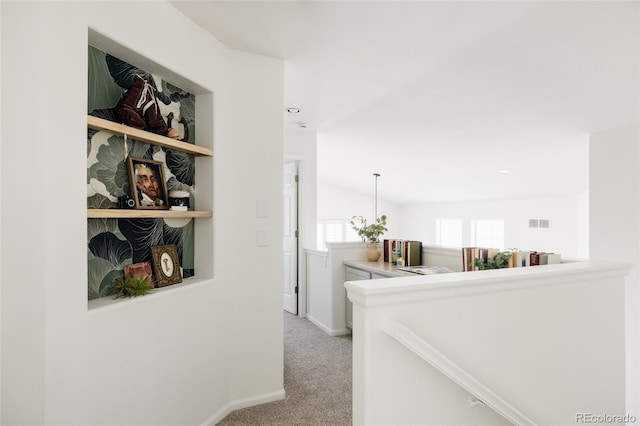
[{"x1": 170, "y1": 1, "x2": 639, "y2": 204}]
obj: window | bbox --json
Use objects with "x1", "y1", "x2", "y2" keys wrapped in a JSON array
[
  {"x1": 317, "y1": 219, "x2": 360, "y2": 250},
  {"x1": 472, "y1": 219, "x2": 504, "y2": 249},
  {"x1": 436, "y1": 219, "x2": 462, "y2": 247}
]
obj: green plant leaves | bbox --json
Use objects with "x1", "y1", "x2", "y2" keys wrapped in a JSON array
[
  {"x1": 474, "y1": 251, "x2": 512, "y2": 270},
  {"x1": 111, "y1": 276, "x2": 153, "y2": 298},
  {"x1": 350, "y1": 214, "x2": 388, "y2": 243}
]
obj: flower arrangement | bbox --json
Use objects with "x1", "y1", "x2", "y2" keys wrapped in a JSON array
[{"x1": 350, "y1": 214, "x2": 388, "y2": 243}]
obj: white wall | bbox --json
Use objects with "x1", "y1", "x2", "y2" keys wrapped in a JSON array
[
  {"x1": 319, "y1": 181, "x2": 585, "y2": 258},
  {"x1": 318, "y1": 182, "x2": 401, "y2": 239},
  {"x1": 306, "y1": 250, "x2": 332, "y2": 332},
  {"x1": 400, "y1": 195, "x2": 586, "y2": 258},
  {"x1": 1, "y1": 2, "x2": 284, "y2": 424},
  {"x1": 576, "y1": 190, "x2": 589, "y2": 259},
  {"x1": 590, "y1": 125, "x2": 640, "y2": 420},
  {"x1": 226, "y1": 50, "x2": 285, "y2": 406}
]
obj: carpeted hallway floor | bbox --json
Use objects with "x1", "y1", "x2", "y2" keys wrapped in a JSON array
[{"x1": 217, "y1": 312, "x2": 352, "y2": 425}]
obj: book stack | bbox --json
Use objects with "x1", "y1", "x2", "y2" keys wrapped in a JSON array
[
  {"x1": 530, "y1": 251, "x2": 561, "y2": 266},
  {"x1": 403, "y1": 240, "x2": 422, "y2": 266},
  {"x1": 462, "y1": 247, "x2": 562, "y2": 271},
  {"x1": 462, "y1": 247, "x2": 500, "y2": 271},
  {"x1": 383, "y1": 239, "x2": 422, "y2": 266},
  {"x1": 508, "y1": 250, "x2": 530, "y2": 268},
  {"x1": 507, "y1": 250, "x2": 560, "y2": 267}
]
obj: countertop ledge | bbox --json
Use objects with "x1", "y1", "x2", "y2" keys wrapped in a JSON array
[{"x1": 344, "y1": 260, "x2": 452, "y2": 278}]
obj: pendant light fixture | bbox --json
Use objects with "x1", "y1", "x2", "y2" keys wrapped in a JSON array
[{"x1": 373, "y1": 172, "x2": 380, "y2": 220}]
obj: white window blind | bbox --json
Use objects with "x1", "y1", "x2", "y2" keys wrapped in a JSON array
[{"x1": 317, "y1": 219, "x2": 361, "y2": 250}]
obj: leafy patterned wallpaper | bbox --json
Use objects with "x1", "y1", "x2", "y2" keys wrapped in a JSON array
[{"x1": 87, "y1": 45, "x2": 197, "y2": 300}]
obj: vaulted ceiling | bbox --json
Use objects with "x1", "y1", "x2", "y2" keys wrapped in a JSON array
[{"x1": 171, "y1": 1, "x2": 639, "y2": 204}]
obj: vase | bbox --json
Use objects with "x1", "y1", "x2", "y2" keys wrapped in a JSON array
[{"x1": 366, "y1": 242, "x2": 381, "y2": 262}]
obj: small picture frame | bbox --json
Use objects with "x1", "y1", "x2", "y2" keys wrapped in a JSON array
[
  {"x1": 126, "y1": 156, "x2": 169, "y2": 209},
  {"x1": 150, "y1": 244, "x2": 182, "y2": 287}
]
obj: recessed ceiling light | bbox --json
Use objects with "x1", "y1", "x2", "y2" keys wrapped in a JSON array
[
  {"x1": 498, "y1": 170, "x2": 511, "y2": 174},
  {"x1": 286, "y1": 107, "x2": 301, "y2": 113}
]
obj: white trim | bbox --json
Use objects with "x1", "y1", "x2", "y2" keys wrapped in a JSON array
[
  {"x1": 201, "y1": 389, "x2": 286, "y2": 426},
  {"x1": 382, "y1": 320, "x2": 536, "y2": 426},
  {"x1": 346, "y1": 260, "x2": 630, "y2": 308},
  {"x1": 305, "y1": 248, "x2": 329, "y2": 257},
  {"x1": 283, "y1": 159, "x2": 300, "y2": 316},
  {"x1": 296, "y1": 159, "x2": 307, "y2": 319},
  {"x1": 284, "y1": 154, "x2": 312, "y2": 318},
  {"x1": 325, "y1": 241, "x2": 367, "y2": 250},
  {"x1": 307, "y1": 314, "x2": 351, "y2": 336}
]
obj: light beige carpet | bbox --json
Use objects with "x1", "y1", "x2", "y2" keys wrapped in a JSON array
[{"x1": 217, "y1": 312, "x2": 352, "y2": 425}]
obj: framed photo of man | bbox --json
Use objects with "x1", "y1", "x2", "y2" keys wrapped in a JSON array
[{"x1": 126, "y1": 157, "x2": 169, "y2": 209}]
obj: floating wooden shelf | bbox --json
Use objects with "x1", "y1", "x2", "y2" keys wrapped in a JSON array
[
  {"x1": 87, "y1": 115, "x2": 213, "y2": 157},
  {"x1": 87, "y1": 209, "x2": 213, "y2": 219}
]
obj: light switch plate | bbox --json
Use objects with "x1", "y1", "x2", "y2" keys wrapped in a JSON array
[
  {"x1": 257, "y1": 200, "x2": 269, "y2": 218},
  {"x1": 257, "y1": 228, "x2": 269, "y2": 247}
]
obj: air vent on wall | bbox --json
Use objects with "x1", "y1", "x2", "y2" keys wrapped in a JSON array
[{"x1": 529, "y1": 219, "x2": 550, "y2": 229}]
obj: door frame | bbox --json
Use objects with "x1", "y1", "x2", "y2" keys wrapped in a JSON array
[
  {"x1": 284, "y1": 157, "x2": 307, "y2": 317},
  {"x1": 283, "y1": 160, "x2": 299, "y2": 315}
]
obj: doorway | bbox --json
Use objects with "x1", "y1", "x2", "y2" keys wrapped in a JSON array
[{"x1": 283, "y1": 160, "x2": 298, "y2": 314}]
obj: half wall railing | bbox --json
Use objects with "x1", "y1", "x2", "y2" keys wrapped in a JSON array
[
  {"x1": 346, "y1": 260, "x2": 629, "y2": 425},
  {"x1": 381, "y1": 319, "x2": 536, "y2": 426}
]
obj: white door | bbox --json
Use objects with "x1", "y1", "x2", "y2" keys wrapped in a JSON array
[{"x1": 283, "y1": 161, "x2": 298, "y2": 314}]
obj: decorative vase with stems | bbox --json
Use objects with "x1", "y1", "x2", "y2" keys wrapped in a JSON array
[{"x1": 350, "y1": 214, "x2": 388, "y2": 261}]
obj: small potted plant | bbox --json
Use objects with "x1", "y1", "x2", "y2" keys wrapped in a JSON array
[
  {"x1": 474, "y1": 251, "x2": 512, "y2": 270},
  {"x1": 110, "y1": 276, "x2": 154, "y2": 298},
  {"x1": 350, "y1": 214, "x2": 388, "y2": 261}
]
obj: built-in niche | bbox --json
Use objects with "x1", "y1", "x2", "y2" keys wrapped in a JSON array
[{"x1": 87, "y1": 43, "x2": 211, "y2": 302}]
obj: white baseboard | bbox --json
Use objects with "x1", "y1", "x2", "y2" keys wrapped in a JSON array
[
  {"x1": 201, "y1": 388, "x2": 286, "y2": 426},
  {"x1": 307, "y1": 314, "x2": 352, "y2": 336}
]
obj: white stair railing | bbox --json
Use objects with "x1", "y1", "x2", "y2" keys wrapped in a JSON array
[{"x1": 381, "y1": 320, "x2": 537, "y2": 426}]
